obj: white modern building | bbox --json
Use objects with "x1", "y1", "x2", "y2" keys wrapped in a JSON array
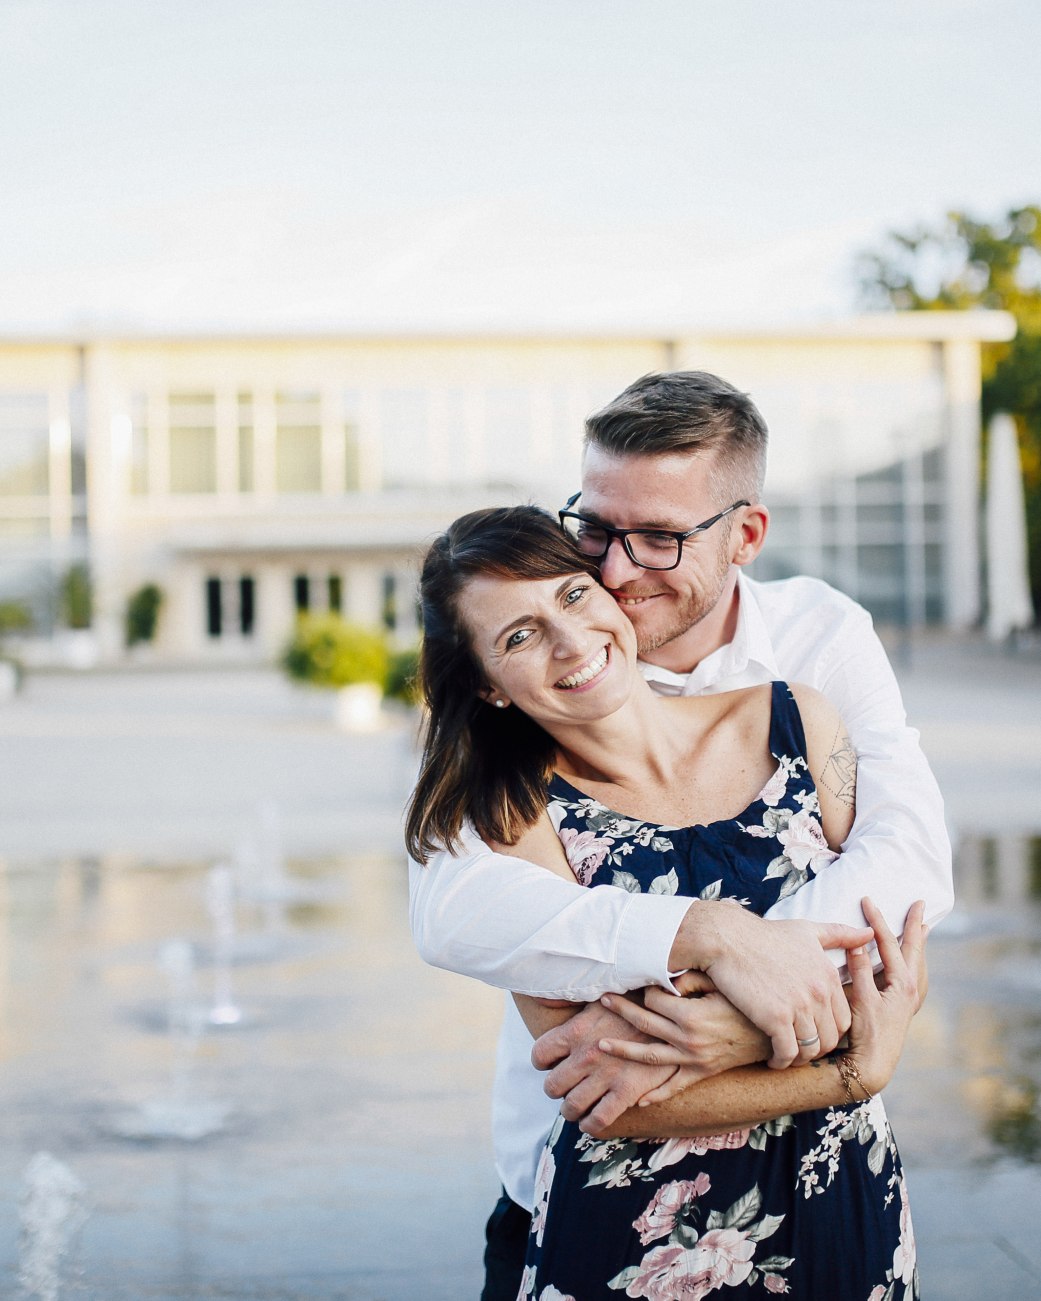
[{"x1": 0, "y1": 312, "x2": 1015, "y2": 665}]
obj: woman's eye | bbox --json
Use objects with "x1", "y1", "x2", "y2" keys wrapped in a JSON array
[
  {"x1": 506, "y1": 628, "x2": 533, "y2": 648},
  {"x1": 564, "y1": 585, "x2": 588, "y2": 605}
]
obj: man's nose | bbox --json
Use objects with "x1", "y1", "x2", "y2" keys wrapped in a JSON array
[{"x1": 597, "y1": 536, "x2": 643, "y2": 588}]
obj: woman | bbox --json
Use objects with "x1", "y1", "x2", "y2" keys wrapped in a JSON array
[{"x1": 406, "y1": 506, "x2": 924, "y2": 1300}]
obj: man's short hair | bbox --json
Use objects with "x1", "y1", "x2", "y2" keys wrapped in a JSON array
[{"x1": 584, "y1": 371, "x2": 769, "y2": 501}]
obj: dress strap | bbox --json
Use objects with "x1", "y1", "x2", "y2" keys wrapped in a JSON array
[{"x1": 768, "y1": 680, "x2": 810, "y2": 763}]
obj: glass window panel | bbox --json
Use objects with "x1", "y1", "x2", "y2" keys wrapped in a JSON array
[
  {"x1": 0, "y1": 516, "x2": 49, "y2": 538},
  {"x1": 380, "y1": 390, "x2": 427, "y2": 489},
  {"x1": 205, "y1": 577, "x2": 222, "y2": 638},
  {"x1": 0, "y1": 393, "x2": 50, "y2": 496},
  {"x1": 328, "y1": 574, "x2": 342, "y2": 612},
  {"x1": 169, "y1": 427, "x2": 217, "y2": 493},
  {"x1": 293, "y1": 574, "x2": 310, "y2": 612},
  {"x1": 238, "y1": 426, "x2": 254, "y2": 493},
  {"x1": 239, "y1": 575, "x2": 255, "y2": 636},
  {"x1": 130, "y1": 393, "x2": 149, "y2": 496},
  {"x1": 237, "y1": 390, "x2": 254, "y2": 493},
  {"x1": 276, "y1": 426, "x2": 321, "y2": 493}
]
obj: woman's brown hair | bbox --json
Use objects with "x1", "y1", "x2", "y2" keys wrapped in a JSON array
[{"x1": 405, "y1": 505, "x2": 600, "y2": 864}]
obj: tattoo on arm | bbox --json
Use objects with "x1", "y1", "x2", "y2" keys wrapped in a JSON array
[{"x1": 818, "y1": 723, "x2": 857, "y2": 811}]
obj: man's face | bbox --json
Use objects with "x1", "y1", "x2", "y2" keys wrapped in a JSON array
[{"x1": 577, "y1": 445, "x2": 743, "y2": 663}]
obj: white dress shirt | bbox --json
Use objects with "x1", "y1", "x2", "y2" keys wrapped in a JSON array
[{"x1": 408, "y1": 572, "x2": 954, "y2": 1210}]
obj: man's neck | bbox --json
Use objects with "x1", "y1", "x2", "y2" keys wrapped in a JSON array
[{"x1": 639, "y1": 573, "x2": 742, "y2": 676}]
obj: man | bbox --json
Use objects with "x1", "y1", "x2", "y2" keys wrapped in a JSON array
[{"x1": 408, "y1": 371, "x2": 953, "y2": 1300}]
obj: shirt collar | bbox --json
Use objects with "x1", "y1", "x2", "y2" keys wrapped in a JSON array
[{"x1": 638, "y1": 572, "x2": 781, "y2": 695}]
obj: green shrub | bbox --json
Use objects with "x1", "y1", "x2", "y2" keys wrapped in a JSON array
[
  {"x1": 282, "y1": 613, "x2": 388, "y2": 690},
  {"x1": 60, "y1": 564, "x2": 93, "y2": 629},
  {"x1": 126, "y1": 584, "x2": 164, "y2": 646},
  {"x1": 385, "y1": 645, "x2": 420, "y2": 704},
  {"x1": 0, "y1": 601, "x2": 32, "y2": 634}
]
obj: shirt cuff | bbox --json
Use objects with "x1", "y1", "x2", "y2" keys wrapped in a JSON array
[{"x1": 611, "y1": 892, "x2": 694, "y2": 993}]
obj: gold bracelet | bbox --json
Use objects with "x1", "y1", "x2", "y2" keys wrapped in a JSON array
[{"x1": 836, "y1": 1055, "x2": 872, "y2": 1105}]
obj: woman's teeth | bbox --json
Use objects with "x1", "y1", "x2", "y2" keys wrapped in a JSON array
[{"x1": 556, "y1": 646, "x2": 608, "y2": 690}]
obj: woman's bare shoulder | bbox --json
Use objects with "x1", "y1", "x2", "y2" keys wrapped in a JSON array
[{"x1": 486, "y1": 808, "x2": 578, "y2": 883}]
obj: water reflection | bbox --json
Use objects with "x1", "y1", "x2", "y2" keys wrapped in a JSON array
[
  {"x1": 0, "y1": 850, "x2": 500, "y2": 1297},
  {"x1": 889, "y1": 832, "x2": 1041, "y2": 1167}
]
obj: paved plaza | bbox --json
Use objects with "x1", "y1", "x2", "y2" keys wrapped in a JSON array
[{"x1": 0, "y1": 636, "x2": 1039, "y2": 1298}]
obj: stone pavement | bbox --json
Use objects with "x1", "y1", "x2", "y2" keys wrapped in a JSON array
[{"x1": 0, "y1": 637, "x2": 1037, "y2": 1298}]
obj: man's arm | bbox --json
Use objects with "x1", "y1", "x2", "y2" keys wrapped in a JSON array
[
  {"x1": 767, "y1": 602, "x2": 954, "y2": 946},
  {"x1": 411, "y1": 808, "x2": 871, "y2": 1065},
  {"x1": 409, "y1": 824, "x2": 691, "y2": 1002}
]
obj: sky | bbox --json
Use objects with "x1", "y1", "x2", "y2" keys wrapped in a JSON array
[{"x1": 1, "y1": 0, "x2": 1038, "y2": 333}]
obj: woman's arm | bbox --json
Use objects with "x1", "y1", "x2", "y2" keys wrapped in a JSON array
[{"x1": 581, "y1": 899, "x2": 924, "y2": 1139}]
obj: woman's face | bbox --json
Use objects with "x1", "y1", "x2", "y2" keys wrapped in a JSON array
[{"x1": 459, "y1": 569, "x2": 639, "y2": 729}]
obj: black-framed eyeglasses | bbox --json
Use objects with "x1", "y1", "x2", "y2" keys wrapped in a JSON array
[{"x1": 558, "y1": 493, "x2": 750, "y2": 571}]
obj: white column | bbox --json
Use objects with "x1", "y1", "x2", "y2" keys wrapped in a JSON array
[
  {"x1": 215, "y1": 387, "x2": 238, "y2": 498},
  {"x1": 253, "y1": 386, "x2": 276, "y2": 499},
  {"x1": 257, "y1": 564, "x2": 296, "y2": 662},
  {"x1": 345, "y1": 563, "x2": 383, "y2": 629},
  {"x1": 82, "y1": 343, "x2": 125, "y2": 662}
]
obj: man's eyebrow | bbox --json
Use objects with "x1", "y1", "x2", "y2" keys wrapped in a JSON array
[{"x1": 580, "y1": 506, "x2": 682, "y2": 531}]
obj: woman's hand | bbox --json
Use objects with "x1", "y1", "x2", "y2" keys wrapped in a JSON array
[
  {"x1": 596, "y1": 970, "x2": 772, "y2": 1082},
  {"x1": 845, "y1": 897, "x2": 927, "y2": 1097}
]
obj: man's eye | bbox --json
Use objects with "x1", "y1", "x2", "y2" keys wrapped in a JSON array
[
  {"x1": 506, "y1": 628, "x2": 533, "y2": 648},
  {"x1": 640, "y1": 532, "x2": 677, "y2": 550},
  {"x1": 577, "y1": 524, "x2": 608, "y2": 543}
]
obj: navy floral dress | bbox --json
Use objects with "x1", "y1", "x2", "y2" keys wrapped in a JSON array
[{"x1": 520, "y1": 683, "x2": 918, "y2": 1301}]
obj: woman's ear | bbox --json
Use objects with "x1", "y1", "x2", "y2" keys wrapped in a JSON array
[{"x1": 478, "y1": 687, "x2": 511, "y2": 710}]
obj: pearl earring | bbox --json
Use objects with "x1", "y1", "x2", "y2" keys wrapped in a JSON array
[{"x1": 494, "y1": 699, "x2": 507, "y2": 709}]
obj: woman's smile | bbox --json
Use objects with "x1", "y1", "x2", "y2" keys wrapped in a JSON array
[{"x1": 554, "y1": 645, "x2": 610, "y2": 691}]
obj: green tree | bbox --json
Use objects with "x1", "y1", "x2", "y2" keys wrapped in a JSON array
[
  {"x1": 60, "y1": 563, "x2": 93, "y2": 629},
  {"x1": 126, "y1": 584, "x2": 164, "y2": 647},
  {"x1": 858, "y1": 205, "x2": 1041, "y2": 614}
]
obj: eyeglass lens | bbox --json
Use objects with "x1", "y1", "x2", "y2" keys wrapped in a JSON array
[{"x1": 561, "y1": 518, "x2": 681, "y2": 569}]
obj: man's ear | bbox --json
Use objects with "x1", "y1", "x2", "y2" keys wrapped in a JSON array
[{"x1": 731, "y1": 503, "x2": 769, "y2": 568}]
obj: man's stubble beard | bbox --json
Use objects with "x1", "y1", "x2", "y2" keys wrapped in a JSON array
[{"x1": 630, "y1": 536, "x2": 733, "y2": 657}]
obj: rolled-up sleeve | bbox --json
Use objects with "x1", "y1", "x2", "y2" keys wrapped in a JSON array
[
  {"x1": 409, "y1": 827, "x2": 692, "y2": 1000},
  {"x1": 766, "y1": 605, "x2": 954, "y2": 953}
]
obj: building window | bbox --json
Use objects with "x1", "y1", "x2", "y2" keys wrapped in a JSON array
[
  {"x1": 129, "y1": 393, "x2": 149, "y2": 495},
  {"x1": 380, "y1": 389, "x2": 427, "y2": 489},
  {"x1": 293, "y1": 574, "x2": 310, "y2": 612},
  {"x1": 343, "y1": 389, "x2": 362, "y2": 491},
  {"x1": 205, "y1": 577, "x2": 222, "y2": 637},
  {"x1": 237, "y1": 391, "x2": 254, "y2": 493},
  {"x1": 169, "y1": 392, "x2": 217, "y2": 494},
  {"x1": 0, "y1": 392, "x2": 50, "y2": 497},
  {"x1": 381, "y1": 572, "x2": 396, "y2": 631},
  {"x1": 239, "y1": 575, "x2": 255, "y2": 636},
  {"x1": 328, "y1": 574, "x2": 342, "y2": 612},
  {"x1": 276, "y1": 390, "x2": 321, "y2": 493}
]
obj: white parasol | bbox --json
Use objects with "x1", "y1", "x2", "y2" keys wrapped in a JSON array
[{"x1": 985, "y1": 412, "x2": 1036, "y2": 640}]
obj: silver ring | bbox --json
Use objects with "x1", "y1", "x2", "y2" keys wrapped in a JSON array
[{"x1": 797, "y1": 1035, "x2": 820, "y2": 1047}]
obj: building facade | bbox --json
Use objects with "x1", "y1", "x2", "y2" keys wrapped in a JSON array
[{"x1": 0, "y1": 315, "x2": 1014, "y2": 665}]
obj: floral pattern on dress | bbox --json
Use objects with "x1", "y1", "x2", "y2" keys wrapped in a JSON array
[{"x1": 522, "y1": 683, "x2": 918, "y2": 1301}]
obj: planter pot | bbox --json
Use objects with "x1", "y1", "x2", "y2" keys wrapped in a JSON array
[
  {"x1": 0, "y1": 660, "x2": 18, "y2": 702},
  {"x1": 332, "y1": 682, "x2": 383, "y2": 732}
]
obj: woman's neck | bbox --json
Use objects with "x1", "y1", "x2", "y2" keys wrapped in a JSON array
[{"x1": 547, "y1": 679, "x2": 692, "y2": 788}]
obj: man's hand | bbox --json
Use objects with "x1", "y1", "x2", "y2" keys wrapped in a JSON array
[
  {"x1": 678, "y1": 901, "x2": 873, "y2": 1068},
  {"x1": 596, "y1": 972, "x2": 771, "y2": 1077},
  {"x1": 530, "y1": 1000, "x2": 675, "y2": 1136}
]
